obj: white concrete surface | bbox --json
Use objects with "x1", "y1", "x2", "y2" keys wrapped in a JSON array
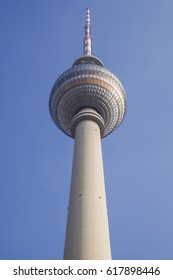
[{"x1": 64, "y1": 117, "x2": 111, "y2": 260}]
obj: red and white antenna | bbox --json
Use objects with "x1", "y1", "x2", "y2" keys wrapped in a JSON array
[{"x1": 84, "y1": 8, "x2": 92, "y2": 55}]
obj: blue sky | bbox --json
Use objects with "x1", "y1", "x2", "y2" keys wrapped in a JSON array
[{"x1": 1, "y1": 0, "x2": 173, "y2": 260}]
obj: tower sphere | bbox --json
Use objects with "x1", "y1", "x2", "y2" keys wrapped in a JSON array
[{"x1": 49, "y1": 55, "x2": 126, "y2": 138}]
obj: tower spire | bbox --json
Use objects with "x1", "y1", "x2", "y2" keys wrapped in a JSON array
[{"x1": 84, "y1": 8, "x2": 92, "y2": 55}]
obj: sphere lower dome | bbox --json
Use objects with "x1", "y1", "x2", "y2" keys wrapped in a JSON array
[{"x1": 49, "y1": 55, "x2": 126, "y2": 138}]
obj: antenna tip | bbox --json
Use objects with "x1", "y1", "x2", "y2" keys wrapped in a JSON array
[
  {"x1": 84, "y1": 7, "x2": 92, "y2": 55},
  {"x1": 86, "y1": 7, "x2": 90, "y2": 24}
]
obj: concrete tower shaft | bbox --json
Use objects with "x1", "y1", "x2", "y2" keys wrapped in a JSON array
[{"x1": 64, "y1": 108, "x2": 111, "y2": 259}]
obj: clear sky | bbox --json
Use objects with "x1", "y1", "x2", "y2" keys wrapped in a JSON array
[{"x1": 1, "y1": 0, "x2": 173, "y2": 260}]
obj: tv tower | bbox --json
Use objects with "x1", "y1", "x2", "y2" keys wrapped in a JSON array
[{"x1": 49, "y1": 8, "x2": 126, "y2": 260}]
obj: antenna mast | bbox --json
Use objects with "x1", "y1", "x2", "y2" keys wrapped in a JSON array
[{"x1": 84, "y1": 8, "x2": 92, "y2": 55}]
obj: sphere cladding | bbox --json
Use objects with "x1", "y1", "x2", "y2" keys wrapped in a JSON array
[{"x1": 49, "y1": 56, "x2": 126, "y2": 138}]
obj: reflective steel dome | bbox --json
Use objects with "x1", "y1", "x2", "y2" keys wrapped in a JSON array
[{"x1": 49, "y1": 55, "x2": 126, "y2": 138}]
